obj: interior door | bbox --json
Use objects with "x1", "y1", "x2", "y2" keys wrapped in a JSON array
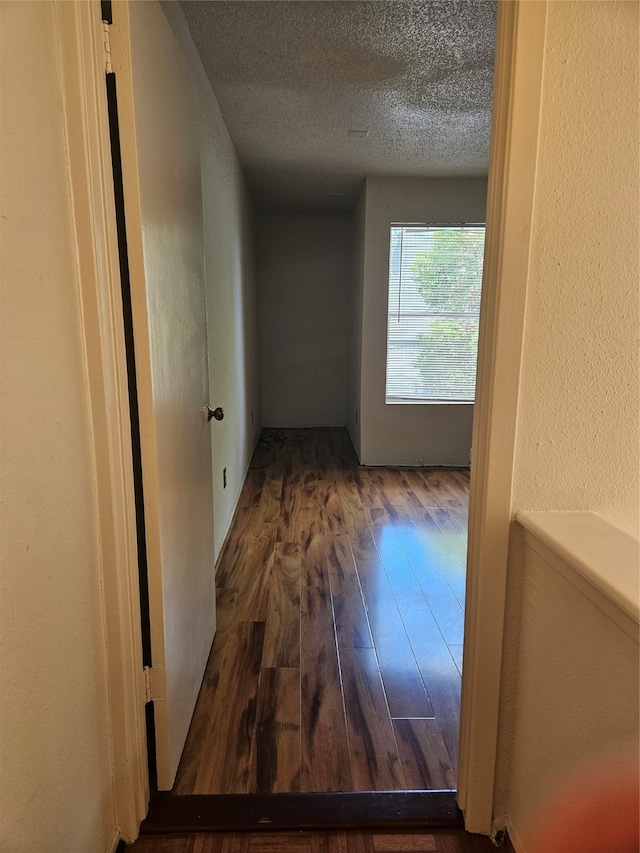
[{"x1": 110, "y1": 0, "x2": 216, "y2": 789}]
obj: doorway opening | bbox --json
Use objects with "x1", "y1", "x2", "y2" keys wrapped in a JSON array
[
  {"x1": 174, "y1": 428, "x2": 469, "y2": 797},
  {"x1": 111, "y1": 0, "x2": 497, "y2": 834}
]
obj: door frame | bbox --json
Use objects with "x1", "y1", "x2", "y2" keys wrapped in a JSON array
[
  {"x1": 55, "y1": 0, "x2": 149, "y2": 841},
  {"x1": 457, "y1": 0, "x2": 547, "y2": 835},
  {"x1": 60, "y1": 0, "x2": 548, "y2": 841}
]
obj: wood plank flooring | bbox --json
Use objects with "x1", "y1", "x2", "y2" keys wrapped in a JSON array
[
  {"x1": 127, "y1": 828, "x2": 512, "y2": 852},
  {"x1": 174, "y1": 429, "x2": 468, "y2": 796}
]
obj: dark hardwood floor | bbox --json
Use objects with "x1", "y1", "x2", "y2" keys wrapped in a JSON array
[
  {"x1": 127, "y1": 827, "x2": 511, "y2": 852},
  {"x1": 174, "y1": 429, "x2": 468, "y2": 796}
]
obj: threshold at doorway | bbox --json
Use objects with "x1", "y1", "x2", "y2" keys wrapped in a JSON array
[{"x1": 140, "y1": 790, "x2": 462, "y2": 834}]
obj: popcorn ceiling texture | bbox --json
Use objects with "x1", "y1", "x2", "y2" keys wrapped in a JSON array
[
  {"x1": 179, "y1": 0, "x2": 496, "y2": 211},
  {"x1": 513, "y1": 1, "x2": 639, "y2": 535}
]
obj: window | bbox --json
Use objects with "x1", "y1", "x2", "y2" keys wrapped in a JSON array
[{"x1": 385, "y1": 224, "x2": 485, "y2": 403}]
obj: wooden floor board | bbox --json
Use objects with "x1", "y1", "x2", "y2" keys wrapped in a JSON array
[
  {"x1": 262, "y1": 542, "x2": 301, "y2": 668},
  {"x1": 278, "y1": 471, "x2": 303, "y2": 543},
  {"x1": 231, "y1": 529, "x2": 277, "y2": 622},
  {"x1": 426, "y1": 508, "x2": 468, "y2": 563},
  {"x1": 347, "y1": 517, "x2": 380, "y2": 564},
  {"x1": 324, "y1": 486, "x2": 348, "y2": 534},
  {"x1": 372, "y1": 835, "x2": 437, "y2": 852},
  {"x1": 335, "y1": 475, "x2": 372, "y2": 539},
  {"x1": 214, "y1": 510, "x2": 253, "y2": 589},
  {"x1": 300, "y1": 576, "x2": 353, "y2": 792},
  {"x1": 240, "y1": 469, "x2": 266, "y2": 509},
  {"x1": 340, "y1": 647, "x2": 406, "y2": 791},
  {"x1": 408, "y1": 510, "x2": 466, "y2": 605},
  {"x1": 386, "y1": 504, "x2": 421, "y2": 534},
  {"x1": 250, "y1": 667, "x2": 301, "y2": 794},
  {"x1": 448, "y1": 645, "x2": 464, "y2": 677},
  {"x1": 359, "y1": 470, "x2": 400, "y2": 512},
  {"x1": 399, "y1": 470, "x2": 443, "y2": 510},
  {"x1": 258, "y1": 473, "x2": 284, "y2": 524},
  {"x1": 301, "y1": 508, "x2": 331, "y2": 590},
  {"x1": 421, "y1": 471, "x2": 466, "y2": 511},
  {"x1": 367, "y1": 508, "x2": 421, "y2": 590},
  {"x1": 326, "y1": 534, "x2": 372, "y2": 650},
  {"x1": 302, "y1": 479, "x2": 332, "y2": 512},
  {"x1": 173, "y1": 429, "x2": 469, "y2": 796},
  {"x1": 393, "y1": 719, "x2": 456, "y2": 790},
  {"x1": 175, "y1": 620, "x2": 266, "y2": 794},
  {"x1": 127, "y1": 829, "x2": 511, "y2": 853},
  {"x1": 355, "y1": 559, "x2": 435, "y2": 720},
  {"x1": 395, "y1": 532, "x2": 455, "y2": 601},
  {"x1": 426, "y1": 596, "x2": 464, "y2": 647},
  {"x1": 393, "y1": 589, "x2": 462, "y2": 767}
]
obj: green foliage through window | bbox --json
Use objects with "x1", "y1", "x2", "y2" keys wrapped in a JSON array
[{"x1": 386, "y1": 225, "x2": 485, "y2": 403}]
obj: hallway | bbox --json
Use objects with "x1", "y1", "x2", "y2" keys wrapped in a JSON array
[{"x1": 174, "y1": 429, "x2": 468, "y2": 795}]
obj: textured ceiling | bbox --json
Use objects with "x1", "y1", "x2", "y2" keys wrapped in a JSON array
[{"x1": 180, "y1": 1, "x2": 496, "y2": 212}]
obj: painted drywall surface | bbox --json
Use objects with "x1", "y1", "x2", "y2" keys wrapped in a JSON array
[
  {"x1": 506, "y1": 537, "x2": 639, "y2": 852},
  {"x1": 492, "y1": 4, "x2": 640, "y2": 844},
  {"x1": 512, "y1": 0, "x2": 639, "y2": 536},
  {"x1": 347, "y1": 191, "x2": 366, "y2": 457},
  {"x1": 125, "y1": 0, "x2": 218, "y2": 787},
  {"x1": 0, "y1": 2, "x2": 116, "y2": 851},
  {"x1": 359, "y1": 177, "x2": 487, "y2": 465},
  {"x1": 161, "y1": 2, "x2": 262, "y2": 561},
  {"x1": 258, "y1": 214, "x2": 351, "y2": 427}
]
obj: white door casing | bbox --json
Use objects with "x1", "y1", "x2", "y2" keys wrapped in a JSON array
[
  {"x1": 457, "y1": 0, "x2": 548, "y2": 835},
  {"x1": 54, "y1": 0, "x2": 148, "y2": 839}
]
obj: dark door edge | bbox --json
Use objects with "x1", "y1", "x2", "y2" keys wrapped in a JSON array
[{"x1": 140, "y1": 790, "x2": 462, "y2": 834}]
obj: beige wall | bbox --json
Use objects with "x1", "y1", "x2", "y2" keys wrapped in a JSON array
[
  {"x1": 512, "y1": 0, "x2": 639, "y2": 535},
  {"x1": 505, "y1": 520, "x2": 639, "y2": 853},
  {"x1": 357, "y1": 176, "x2": 487, "y2": 466},
  {"x1": 494, "y1": 3, "x2": 639, "y2": 846},
  {"x1": 258, "y1": 214, "x2": 351, "y2": 427},
  {"x1": 161, "y1": 2, "x2": 262, "y2": 560},
  {"x1": 0, "y1": 2, "x2": 117, "y2": 851}
]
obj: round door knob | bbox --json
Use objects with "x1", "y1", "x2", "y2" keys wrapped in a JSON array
[{"x1": 207, "y1": 406, "x2": 224, "y2": 422}]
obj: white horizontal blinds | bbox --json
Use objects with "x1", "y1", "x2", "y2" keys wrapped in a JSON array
[{"x1": 386, "y1": 225, "x2": 485, "y2": 403}]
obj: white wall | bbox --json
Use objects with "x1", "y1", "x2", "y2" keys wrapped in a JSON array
[
  {"x1": 161, "y1": 3, "x2": 261, "y2": 560},
  {"x1": 258, "y1": 214, "x2": 351, "y2": 427},
  {"x1": 0, "y1": 2, "x2": 116, "y2": 850},
  {"x1": 493, "y1": 2, "x2": 639, "y2": 845},
  {"x1": 356, "y1": 176, "x2": 488, "y2": 466},
  {"x1": 510, "y1": 0, "x2": 639, "y2": 537}
]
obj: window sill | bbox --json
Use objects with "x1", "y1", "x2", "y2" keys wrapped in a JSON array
[{"x1": 385, "y1": 400, "x2": 475, "y2": 406}]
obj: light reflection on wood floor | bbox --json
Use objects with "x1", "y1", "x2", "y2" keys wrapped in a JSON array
[{"x1": 174, "y1": 428, "x2": 468, "y2": 795}]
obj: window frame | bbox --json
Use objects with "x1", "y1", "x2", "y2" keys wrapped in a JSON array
[{"x1": 385, "y1": 221, "x2": 486, "y2": 405}]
